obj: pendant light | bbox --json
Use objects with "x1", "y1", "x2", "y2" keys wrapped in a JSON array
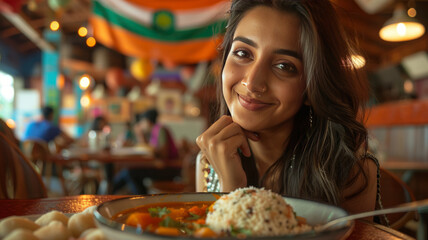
[{"x1": 379, "y1": 3, "x2": 425, "y2": 42}]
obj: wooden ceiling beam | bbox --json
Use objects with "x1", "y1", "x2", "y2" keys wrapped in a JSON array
[
  {"x1": 1, "y1": 11, "x2": 55, "y2": 52},
  {"x1": 0, "y1": 17, "x2": 45, "y2": 39},
  {"x1": 334, "y1": 0, "x2": 389, "y2": 26},
  {"x1": 380, "y1": 35, "x2": 428, "y2": 66},
  {"x1": 0, "y1": 37, "x2": 28, "y2": 54},
  {"x1": 19, "y1": 41, "x2": 38, "y2": 52},
  {"x1": 340, "y1": 17, "x2": 385, "y2": 46},
  {"x1": 0, "y1": 26, "x2": 22, "y2": 38},
  {"x1": 357, "y1": 39, "x2": 385, "y2": 57}
]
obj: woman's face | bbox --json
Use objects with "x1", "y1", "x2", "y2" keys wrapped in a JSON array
[
  {"x1": 138, "y1": 118, "x2": 152, "y2": 134},
  {"x1": 222, "y1": 6, "x2": 306, "y2": 133}
]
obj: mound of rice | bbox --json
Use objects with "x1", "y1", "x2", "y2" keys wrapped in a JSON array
[{"x1": 206, "y1": 187, "x2": 311, "y2": 237}]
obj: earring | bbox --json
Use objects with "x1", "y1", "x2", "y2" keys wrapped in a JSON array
[
  {"x1": 289, "y1": 153, "x2": 295, "y2": 169},
  {"x1": 309, "y1": 107, "x2": 313, "y2": 128}
]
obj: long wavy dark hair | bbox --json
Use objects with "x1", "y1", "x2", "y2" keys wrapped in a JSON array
[{"x1": 214, "y1": 0, "x2": 370, "y2": 205}]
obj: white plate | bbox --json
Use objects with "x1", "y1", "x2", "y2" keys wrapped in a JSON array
[{"x1": 94, "y1": 193, "x2": 354, "y2": 240}]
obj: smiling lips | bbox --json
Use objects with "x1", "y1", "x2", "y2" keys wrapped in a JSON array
[{"x1": 238, "y1": 94, "x2": 271, "y2": 111}]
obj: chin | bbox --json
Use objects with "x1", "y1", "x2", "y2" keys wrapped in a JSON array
[{"x1": 231, "y1": 113, "x2": 261, "y2": 132}]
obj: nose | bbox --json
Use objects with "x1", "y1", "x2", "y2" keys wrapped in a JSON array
[{"x1": 241, "y1": 62, "x2": 267, "y2": 94}]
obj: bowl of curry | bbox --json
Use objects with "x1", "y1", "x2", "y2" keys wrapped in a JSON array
[{"x1": 94, "y1": 192, "x2": 353, "y2": 239}]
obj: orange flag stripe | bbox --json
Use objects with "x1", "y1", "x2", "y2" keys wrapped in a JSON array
[
  {"x1": 124, "y1": 0, "x2": 227, "y2": 11},
  {"x1": 90, "y1": 16, "x2": 223, "y2": 63}
]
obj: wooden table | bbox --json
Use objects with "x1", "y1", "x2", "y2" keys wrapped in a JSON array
[
  {"x1": 0, "y1": 195, "x2": 414, "y2": 240},
  {"x1": 49, "y1": 147, "x2": 182, "y2": 195}
]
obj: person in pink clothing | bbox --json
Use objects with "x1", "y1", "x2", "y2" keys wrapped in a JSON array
[
  {"x1": 112, "y1": 108, "x2": 179, "y2": 194},
  {"x1": 133, "y1": 108, "x2": 178, "y2": 160}
]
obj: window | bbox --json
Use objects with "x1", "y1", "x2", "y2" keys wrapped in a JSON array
[{"x1": 0, "y1": 71, "x2": 15, "y2": 120}]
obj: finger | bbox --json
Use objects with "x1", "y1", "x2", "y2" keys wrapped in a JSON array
[
  {"x1": 239, "y1": 140, "x2": 251, "y2": 157},
  {"x1": 196, "y1": 115, "x2": 233, "y2": 149},
  {"x1": 243, "y1": 130, "x2": 260, "y2": 141},
  {"x1": 219, "y1": 123, "x2": 251, "y2": 157},
  {"x1": 212, "y1": 133, "x2": 251, "y2": 160},
  {"x1": 204, "y1": 115, "x2": 233, "y2": 135}
]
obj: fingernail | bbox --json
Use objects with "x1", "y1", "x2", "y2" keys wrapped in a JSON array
[{"x1": 244, "y1": 149, "x2": 251, "y2": 157}]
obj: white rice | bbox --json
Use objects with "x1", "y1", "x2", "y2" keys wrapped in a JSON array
[{"x1": 206, "y1": 187, "x2": 312, "y2": 237}]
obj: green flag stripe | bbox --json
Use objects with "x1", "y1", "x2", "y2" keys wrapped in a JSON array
[{"x1": 93, "y1": 1, "x2": 227, "y2": 42}]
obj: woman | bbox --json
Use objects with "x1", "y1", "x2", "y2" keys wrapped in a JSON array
[
  {"x1": 91, "y1": 115, "x2": 109, "y2": 132},
  {"x1": 133, "y1": 108, "x2": 178, "y2": 159},
  {"x1": 112, "y1": 109, "x2": 179, "y2": 194},
  {"x1": 196, "y1": 0, "x2": 379, "y2": 217}
]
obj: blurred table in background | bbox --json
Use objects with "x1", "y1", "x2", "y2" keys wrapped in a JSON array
[{"x1": 49, "y1": 146, "x2": 181, "y2": 195}]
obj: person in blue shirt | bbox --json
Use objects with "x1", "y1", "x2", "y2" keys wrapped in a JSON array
[{"x1": 23, "y1": 106, "x2": 73, "y2": 146}]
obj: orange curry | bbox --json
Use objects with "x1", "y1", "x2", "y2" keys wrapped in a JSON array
[{"x1": 113, "y1": 201, "x2": 219, "y2": 238}]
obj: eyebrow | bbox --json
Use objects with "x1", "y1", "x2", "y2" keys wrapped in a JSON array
[
  {"x1": 274, "y1": 49, "x2": 302, "y2": 60},
  {"x1": 232, "y1": 36, "x2": 302, "y2": 60},
  {"x1": 233, "y1": 36, "x2": 257, "y2": 47}
]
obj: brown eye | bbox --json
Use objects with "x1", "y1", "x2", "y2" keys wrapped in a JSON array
[
  {"x1": 233, "y1": 49, "x2": 251, "y2": 59},
  {"x1": 275, "y1": 63, "x2": 297, "y2": 73}
]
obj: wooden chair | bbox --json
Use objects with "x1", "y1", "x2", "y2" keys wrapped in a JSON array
[
  {"x1": 0, "y1": 132, "x2": 47, "y2": 199},
  {"x1": 379, "y1": 167, "x2": 418, "y2": 230},
  {"x1": 22, "y1": 140, "x2": 53, "y2": 186},
  {"x1": 24, "y1": 139, "x2": 103, "y2": 196}
]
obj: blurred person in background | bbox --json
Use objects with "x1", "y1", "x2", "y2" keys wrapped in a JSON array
[
  {"x1": 112, "y1": 108, "x2": 179, "y2": 194},
  {"x1": 91, "y1": 115, "x2": 109, "y2": 132},
  {"x1": 114, "y1": 121, "x2": 137, "y2": 148},
  {"x1": 133, "y1": 108, "x2": 178, "y2": 159},
  {"x1": 78, "y1": 115, "x2": 111, "y2": 149},
  {"x1": 85, "y1": 115, "x2": 111, "y2": 187},
  {"x1": 23, "y1": 106, "x2": 73, "y2": 147}
]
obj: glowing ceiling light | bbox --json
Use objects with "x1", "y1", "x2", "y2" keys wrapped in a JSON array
[
  {"x1": 404, "y1": 80, "x2": 414, "y2": 94},
  {"x1": 6, "y1": 119, "x2": 15, "y2": 129},
  {"x1": 78, "y1": 27, "x2": 88, "y2": 37},
  {"x1": 407, "y1": 8, "x2": 417, "y2": 18},
  {"x1": 79, "y1": 74, "x2": 91, "y2": 90},
  {"x1": 86, "y1": 37, "x2": 96, "y2": 47},
  {"x1": 379, "y1": 4, "x2": 425, "y2": 42},
  {"x1": 80, "y1": 94, "x2": 91, "y2": 108},
  {"x1": 57, "y1": 74, "x2": 65, "y2": 89},
  {"x1": 50, "y1": 21, "x2": 60, "y2": 31}
]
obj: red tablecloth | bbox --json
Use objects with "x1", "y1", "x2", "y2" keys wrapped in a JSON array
[{"x1": 0, "y1": 195, "x2": 413, "y2": 240}]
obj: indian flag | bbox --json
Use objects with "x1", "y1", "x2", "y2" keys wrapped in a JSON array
[{"x1": 90, "y1": 0, "x2": 230, "y2": 64}]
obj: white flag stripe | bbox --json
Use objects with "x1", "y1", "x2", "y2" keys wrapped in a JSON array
[
  {"x1": 175, "y1": 1, "x2": 230, "y2": 29},
  {"x1": 97, "y1": 0, "x2": 153, "y2": 26},
  {"x1": 96, "y1": 0, "x2": 229, "y2": 29}
]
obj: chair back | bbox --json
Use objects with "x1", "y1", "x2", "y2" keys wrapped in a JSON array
[
  {"x1": 0, "y1": 133, "x2": 47, "y2": 199},
  {"x1": 22, "y1": 140, "x2": 51, "y2": 175},
  {"x1": 379, "y1": 167, "x2": 417, "y2": 229}
]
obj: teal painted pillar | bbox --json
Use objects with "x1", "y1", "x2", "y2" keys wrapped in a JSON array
[
  {"x1": 74, "y1": 76, "x2": 85, "y2": 137},
  {"x1": 42, "y1": 29, "x2": 61, "y2": 123}
]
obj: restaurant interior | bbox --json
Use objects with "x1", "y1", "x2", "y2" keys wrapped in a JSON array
[{"x1": 0, "y1": 0, "x2": 428, "y2": 239}]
